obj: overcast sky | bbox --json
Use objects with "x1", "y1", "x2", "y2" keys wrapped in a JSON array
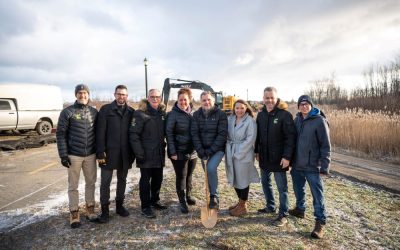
[{"x1": 1, "y1": 0, "x2": 399, "y2": 102}]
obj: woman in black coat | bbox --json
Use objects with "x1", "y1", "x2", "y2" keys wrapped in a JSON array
[{"x1": 165, "y1": 88, "x2": 197, "y2": 214}]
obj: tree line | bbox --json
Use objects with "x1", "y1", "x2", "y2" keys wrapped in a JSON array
[{"x1": 305, "y1": 55, "x2": 400, "y2": 113}]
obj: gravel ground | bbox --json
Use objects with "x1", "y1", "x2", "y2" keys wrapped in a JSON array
[{"x1": 1, "y1": 159, "x2": 399, "y2": 250}]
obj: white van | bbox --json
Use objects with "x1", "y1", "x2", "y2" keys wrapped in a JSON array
[{"x1": 0, "y1": 83, "x2": 63, "y2": 135}]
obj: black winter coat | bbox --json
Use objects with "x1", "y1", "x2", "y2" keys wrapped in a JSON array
[
  {"x1": 96, "y1": 101, "x2": 135, "y2": 170},
  {"x1": 255, "y1": 100, "x2": 296, "y2": 172},
  {"x1": 56, "y1": 102, "x2": 97, "y2": 158},
  {"x1": 166, "y1": 102, "x2": 196, "y2": 160},
  {"x1": 129, "y1": 100, "x2": 166, "y2": 168},
  {"x1": 191, "y1": 106, "x2": 228, "y2": 158}
]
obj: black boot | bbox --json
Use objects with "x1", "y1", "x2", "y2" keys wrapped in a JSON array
[
  {"x1": 97, "y1": 204, "x2": 109, "y2": 223},
  {"x1": 209, "y1": 195, "x2": 219, "y2": 210},
  {"x1": 116, "y1": 199, "x2": 130, "y2": 217},
  {"x1": 177, "y1": 190, "x2": 189, "y2": 214},
  {"x1": 186, "y1": 188, "x2": 196, "y2": 206}
]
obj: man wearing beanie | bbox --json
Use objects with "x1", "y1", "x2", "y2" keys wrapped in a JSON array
[
  {"x1": 96, "y1": 85, "x2": 135, "y2": 223},
  {"x1": 255, "y1": 87, "x2": 296, "y2": 227},
  {"x1": 289, "y1": 95, "x2": 331, "y2": 239},
  {"x1": 56, "y1": 84, "x2": 98, "y2": 228}
]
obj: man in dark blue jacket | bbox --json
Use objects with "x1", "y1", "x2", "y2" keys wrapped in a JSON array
[
  {"x1": 96, "y1": 85, "x2": 135, "y2": 223},
  {"x1": 255, "y1": 87, "x2": 296, "y2": 227},
  {"x1": 289, "y1": 95, "x2": 331, "y2": 239}
]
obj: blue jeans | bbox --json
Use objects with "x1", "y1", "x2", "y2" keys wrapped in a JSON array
[
  {"x1": 203, "y1": 151, "x2": 224, "y2": 196},
  {"x1": 291, "y1": 168, "x2": 326, "y2": 223},
  {"x1": 260, "y1": 169, "x2": 289, "y2": 216}
]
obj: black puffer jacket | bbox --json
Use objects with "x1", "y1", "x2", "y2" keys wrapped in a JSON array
[
  {"x1": 191, "y1": 106, "x2": 228, "y2": 158},
  {"x1": 56, "y1": 101, "x2": 98, "y2": 158},
  {"x1": 166, "y1": 102, "x2": 196, "y2": 160},
  {"x1": 129, "y1": 100, "x2": 166, "y2": 168},
  {"x1": 96, "y1": 100, "x2": 135, "y2": 170},
  {"x1": 255, "y1": 100, "x2": 296, "y2": 172}
]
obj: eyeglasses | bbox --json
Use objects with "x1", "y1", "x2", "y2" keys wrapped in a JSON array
[{"x1": 149, "y1": 96, "x2": 161, "y2": 99}]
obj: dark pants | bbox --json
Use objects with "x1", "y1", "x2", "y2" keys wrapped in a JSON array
[
  {"x1": 171, "y1": 158, "x2": 197, "y2": 191},
  {"x1": 234, "y1": 186, "x2": 249, "y2": 201},
  {"x1": 139, "y1": 168, "x2": 163, "y2": 209},
  {"x1": 100, "y1": 168, "x2": 129, "y2": 205}
]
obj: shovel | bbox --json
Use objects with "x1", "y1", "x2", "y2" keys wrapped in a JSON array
[{"x1": 200, "y1": 158, "x2": 218, "y2": 228}]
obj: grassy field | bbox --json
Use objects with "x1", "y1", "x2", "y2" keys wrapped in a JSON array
[{"x1": 2, "y1": 159, "x2": 399, "y2": 249}]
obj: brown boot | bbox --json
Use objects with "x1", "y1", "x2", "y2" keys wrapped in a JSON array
[
  {"x1": 228, "y1": 200, "x2": 239, "y2": 211},
  {"x1": 70, "y1": 210, "x2": 81, "y2": 228},
  {"x1": 85, "y1": 204, "x2": 97, "y2": 221},
  {"x1": 311, "y1": 220, "x2": 325, "y2": 239},
  {"x1": 229, "y1": 199, "x2": 247, "y2": 216}
]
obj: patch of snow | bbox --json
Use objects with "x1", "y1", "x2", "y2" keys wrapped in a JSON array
[{"x1": 0, "y1": 169, "x2": 140, "y2": 233}]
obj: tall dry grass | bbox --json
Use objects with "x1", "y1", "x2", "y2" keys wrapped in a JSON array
[{"x1": 322, "y1": 106, "x2": 400, "y2": 162}]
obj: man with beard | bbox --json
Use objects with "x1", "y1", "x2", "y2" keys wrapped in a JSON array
[{"x1": 96, "y1": 85, "x2": 135, "y2": 223}]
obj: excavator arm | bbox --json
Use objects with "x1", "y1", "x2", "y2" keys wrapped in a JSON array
[{"x1": 162, "y1": 78, "x2": 223, "y2": 107}]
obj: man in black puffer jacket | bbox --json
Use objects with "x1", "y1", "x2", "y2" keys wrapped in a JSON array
[
  {"x1": 96, "y1": 85, "x2": 135, "y2": 223},
  {"x1": 56, "y1": 84, "x2": 98, "y2": 228},
  {"x1": 255, "y1": 86, "x2": 296, "y2": 227},
  {"x1": 191, "y1": 91, "x2": 228, "y2": 209},
  {"x1": 129, "y1": 89, "x2": 167, "y2": 219}
]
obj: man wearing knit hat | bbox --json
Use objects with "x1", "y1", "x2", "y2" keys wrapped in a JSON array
[
  {"x1": 56, "y1": 84, "x2": 98, "y2": 228},
  {"x1": 289, "y1": 94, "x2": 331, "y2": 239}
]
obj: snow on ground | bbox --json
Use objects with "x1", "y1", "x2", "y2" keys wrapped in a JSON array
[{"x1": 0, "y1": 169, "x2": 140, "y2": 233}]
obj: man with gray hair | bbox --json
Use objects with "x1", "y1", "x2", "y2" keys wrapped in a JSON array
[
  {"x1": 56, "y1": 84, "x2": 98, "y2": 228},
  {"x1": 130, "y1": 89, "x2": 167, "y2": 218},
  {"x1": 255, "y1": 86, "x2": 296, "y2": 227}
]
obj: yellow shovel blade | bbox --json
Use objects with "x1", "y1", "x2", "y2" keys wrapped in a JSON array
[{"x1": 201, "y1": 206, "x2": 218, "y2": 228}]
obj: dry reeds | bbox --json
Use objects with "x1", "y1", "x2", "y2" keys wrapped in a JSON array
[{"x1": 324, "y1": 106, "x2": 400, "y2": 162}]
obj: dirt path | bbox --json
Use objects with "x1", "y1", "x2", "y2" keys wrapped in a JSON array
[{"x1": 331, "y1": 152, "x2": 400, "y2": 194}]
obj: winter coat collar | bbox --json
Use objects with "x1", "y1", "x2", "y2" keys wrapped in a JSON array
[
  {"x1": 73, "y1": 101, "x2": 90, "y2": 109},
  {"x1": 261, "y1": 99, "x2": 288, "y2": 115},
  {"x1": 138, "y1": 99, "x2": 166, "y2": 113},
  {"x1": 296, "y1": 107, "x2": 324, "y2": 121},
  {"x1": 172, "y1": 102, "x2": 194, "y2": 115}
]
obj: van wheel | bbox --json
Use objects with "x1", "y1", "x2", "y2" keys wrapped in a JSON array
[{"x1": 36, "y1": 121, "x2": 52, "y2": 135}]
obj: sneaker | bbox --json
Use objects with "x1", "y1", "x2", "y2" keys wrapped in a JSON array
[
  {"x1": 70, "y1": 210, "x2": 81, "y2": 228},
  {"x1": 151, "y1": 202, "x2": 167, "y2": 210},
  {"x1": 311, "y1": 220, "x2": 325, "y2": 239},
  {"x1": 257, "y1": 207, "x2": 276, "y2": 214},
  {"x1": 274, "y1": 215, "x2": 288, "y2": 227},
  {"x1": 289, "y1": 207, "x2": 305, "y2": 218},
  {"x1": 209, "y1": 195, "x2": 219, "y2": 210},
  {"x1": 141, "y1": 207, "x2": 156, "y2": 219}
]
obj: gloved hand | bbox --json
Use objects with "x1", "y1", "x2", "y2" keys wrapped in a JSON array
[
  {"x1": 61, "y1": 157, "x2": 71, "y2": 168},
  {"x1": 205, "y1": 149, "x2": 213, "y2": 158},
  {"x1": 197, "y1": 149, "x2": 206, "y2": 160},
  {"x1": 136, "y1": 156, "x2": 145, "y2": 164},
  {"x1": 97, "y1": 152, "x2": 107, "y2": 167}
]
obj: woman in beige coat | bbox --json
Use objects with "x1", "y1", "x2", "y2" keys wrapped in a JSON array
[{"x1": 225, "y1": 99, "x2": 260, "y2": 216}]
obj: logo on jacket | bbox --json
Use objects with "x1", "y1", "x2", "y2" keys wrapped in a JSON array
[
  {"x1": 273, "y1": 118, "x2": 279, "y2": 124},
  {"x1": 131, "y1": 118, "x2": 136, "y2": 126},
  {"x1": 74, "y1": 113, "x2": 82, "y2": 120}
]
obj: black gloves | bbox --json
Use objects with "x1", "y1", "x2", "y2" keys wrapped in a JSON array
[
  {"x1": 61, "y1": 157, "x2": 71, "y2": 168},
  {"x1": 97, "y1": 152, "x2": 107, "y2": 168}
]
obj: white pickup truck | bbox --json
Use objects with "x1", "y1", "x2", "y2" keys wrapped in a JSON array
[{"x1": 0, "y1": 83, "x2": 63, "y2": 135}]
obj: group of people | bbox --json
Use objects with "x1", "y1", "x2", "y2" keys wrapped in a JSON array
[{"x1": 56, "y1": 84, "x2": 331, "y2": 240}]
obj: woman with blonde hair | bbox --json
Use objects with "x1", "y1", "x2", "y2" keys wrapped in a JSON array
[{"x1": 225, "y1": 99, "x2": 260, "y2": 216}]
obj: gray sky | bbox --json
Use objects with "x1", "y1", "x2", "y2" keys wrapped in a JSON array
[{"x1": 1, "y1": 0, "x2": 399, "y2": 102}]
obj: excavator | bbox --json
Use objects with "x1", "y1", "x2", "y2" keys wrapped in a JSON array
[{"x1": 162, "y1": 78, "x2": 236, "y2": 114}]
